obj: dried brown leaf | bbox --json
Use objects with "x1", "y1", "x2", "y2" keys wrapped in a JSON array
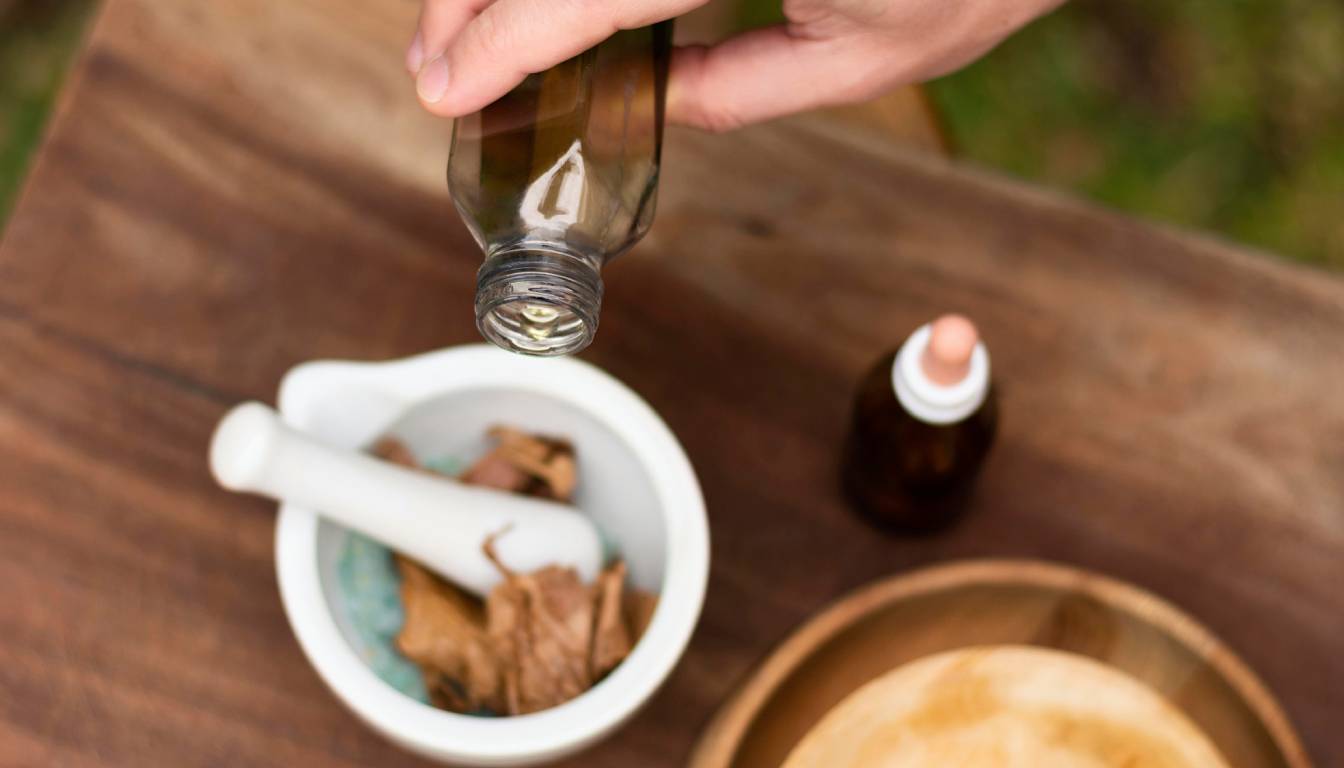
[
  {"x1": 489, "y1": 565, "x2": 595, "y2": 715},
  {"x1": 484, "y1": 534, "x2": 595, "y2": 714},
  {"x1": 624, "y1": 588, "x2": 659, "y2": 644},
  {"x1": 482, "y1": 426, "x2": 578, "y2": 501},
  {"x1": 460, "y1": 452, "x2": 531, "y2": 493},
  {"x1": 395, "y1": 557, "x2": 504, "y2": 713},
  {"x1": 371, "y1": 436, "x2": 419, "y2": 469}
]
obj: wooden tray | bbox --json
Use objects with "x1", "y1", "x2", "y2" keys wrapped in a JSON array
[{"x1": 689, "y1": 560, "x2": 1310, "y2": 768}]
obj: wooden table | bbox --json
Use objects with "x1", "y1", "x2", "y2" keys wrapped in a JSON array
[{"x1": 2, "y1": 0, "x2": 1341, "y2": 765}]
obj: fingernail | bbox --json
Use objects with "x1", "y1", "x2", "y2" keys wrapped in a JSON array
[
  {"x1": 416, "y1": 56, "x2": 449, "y2": 103},
  {"x1": 405, "y1": 32, "x2": 424, "y2": 75}
]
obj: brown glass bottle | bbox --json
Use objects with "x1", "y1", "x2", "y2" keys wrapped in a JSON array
[{"x1": 841, "y1": 317, "x2": 998, "y2": 533}]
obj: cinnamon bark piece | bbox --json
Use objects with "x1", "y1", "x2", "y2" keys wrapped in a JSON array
[{"x1": 590, "y1": 561, "x2": 632, "y2": 679}]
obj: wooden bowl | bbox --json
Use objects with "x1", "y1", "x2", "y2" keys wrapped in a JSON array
[{"x1": 689, "y1": 560, "x2": 1310, "y2": 768}]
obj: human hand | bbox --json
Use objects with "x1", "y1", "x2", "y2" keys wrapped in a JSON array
[{"x1": 407, "y1": 0, "x2": 1064, "y2": 132}]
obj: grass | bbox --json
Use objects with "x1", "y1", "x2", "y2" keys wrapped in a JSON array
[
  {"x1": 0, "y1": 0, "x2": 96, "y2": 222},
  {"x1": 1, "y1": 1, "x2": 1341, "y2": 267},
  {"x1": 928, "y1": 0, "x2": 1344, "y2": 267}
]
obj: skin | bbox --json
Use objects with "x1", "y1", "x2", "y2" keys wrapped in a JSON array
[{"x1": 406, "y1": 0, "x2": 1066, "y2": 132}]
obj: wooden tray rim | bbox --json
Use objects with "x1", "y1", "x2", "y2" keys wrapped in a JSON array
[{"x1": 688, "y1": 558, "x2": 1311, "y2": 768}]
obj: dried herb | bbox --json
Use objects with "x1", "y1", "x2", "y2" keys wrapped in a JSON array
[
  {"x1": 376, "y1": 431, "x2": 653, "y2": 717},
  {"x1": 462, "y1": 427, "x2": 577, "y2": 501},
  {"x1": 624, "y1": 588, "x2": 659, "y2": 645},
  {"x1": 371, "y1": 436, "x2": 421, "y2": 469},
  {"x1": 395, "y1": 557, "x2": 503, "y2": 713},
  {"x1": 486, "y1": 537, "x2": 595, "y2": 714},
  {"x1": 458, "y1": 452, "x2": 531, "y2": 494},
  {"x1": 590, "y1": 561, "x2": 632, "y2": 678}
]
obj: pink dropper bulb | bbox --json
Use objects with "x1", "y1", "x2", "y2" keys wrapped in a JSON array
[{"x1": 920, "y1": 314, "x2": 979, "y2": 386}]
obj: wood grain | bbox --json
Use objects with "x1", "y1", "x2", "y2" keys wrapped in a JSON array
[
  {"x1": 689, "y1": 561, "x2": 1308, "y2": 768},
  {"x1": 1, "y1": 0, "x2": 1342, "y2": 766}
]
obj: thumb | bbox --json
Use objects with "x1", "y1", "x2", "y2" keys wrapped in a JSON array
[{"x1": 417, "y1": 0, "x2": 704, "y2": 118}]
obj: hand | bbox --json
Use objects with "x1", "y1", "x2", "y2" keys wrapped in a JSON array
[{"x1": 406, "y1": 0, "x2": 1063, "y2": 132}]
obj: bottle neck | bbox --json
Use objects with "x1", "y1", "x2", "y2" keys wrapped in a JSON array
[
  {"x1": 891, "y1": 324, "x2": 990, "y2": 425},
  {"x1": 475, "y1": 242, "x2": 603, "y2": 357}
]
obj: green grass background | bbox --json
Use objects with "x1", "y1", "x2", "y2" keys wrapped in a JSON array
[
  {"x1": 2, "y1": 0, "x2": 1340, "y2": 267},
  {"x1": 930, "y1": 0, "x2": 1344, "y2": 268},
  {"x1": 0, "y1": 0, "x2": 96, "y2": 222}
]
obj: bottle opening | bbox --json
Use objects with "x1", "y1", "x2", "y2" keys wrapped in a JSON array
[
  {"x1": 475, "y1": 245, "x2": 602, "y2": 357},
  {"x1": 480, "y1": 300, "x2": 591, "y2": 355}
]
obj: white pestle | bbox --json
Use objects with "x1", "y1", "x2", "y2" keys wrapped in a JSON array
[{"x1": 209, "y1": 402, "x2": 603, "y2": 596}]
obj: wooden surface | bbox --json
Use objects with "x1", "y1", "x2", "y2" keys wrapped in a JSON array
[
  {"x1": 1, "y1": 0, "x2": 1342, "y2": 766},
  {"x1": 689, "y1": 561, "x2": 1308, "y2": 768},
  {"x1": 815, "y1": 87, "x2": 948, "y2": 155}
]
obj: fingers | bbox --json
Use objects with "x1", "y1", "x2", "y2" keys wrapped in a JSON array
[
  {"x1": 407, "y1": 0, "x2": 490, "y2": 76},
  {"x1": 668, "y1": 26, "x2": 893, "y2": 132},
  {"x1": 415, "y1": 0, "x2": 705, "y2": 117}
]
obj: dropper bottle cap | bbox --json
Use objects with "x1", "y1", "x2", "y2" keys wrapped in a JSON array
[{"x1": 892, "y1": 314, "x2": 990, "y2": 425}]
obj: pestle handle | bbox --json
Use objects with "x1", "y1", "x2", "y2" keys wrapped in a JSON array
[{"x1": 209, "y1": 402, "x2": 603, "y2": 596}]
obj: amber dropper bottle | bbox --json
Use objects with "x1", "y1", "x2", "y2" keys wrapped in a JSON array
[{"x1": 841, "y1": 314, "x2": 998, "y2": 533}]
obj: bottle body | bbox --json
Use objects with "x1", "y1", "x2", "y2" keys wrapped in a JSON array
[
  {"x1": 842, "y1": 321, "x2": 998, "y2": 533},
  {"x1": 448, "y1": 22, "x2": 672, "y2": 356}
]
